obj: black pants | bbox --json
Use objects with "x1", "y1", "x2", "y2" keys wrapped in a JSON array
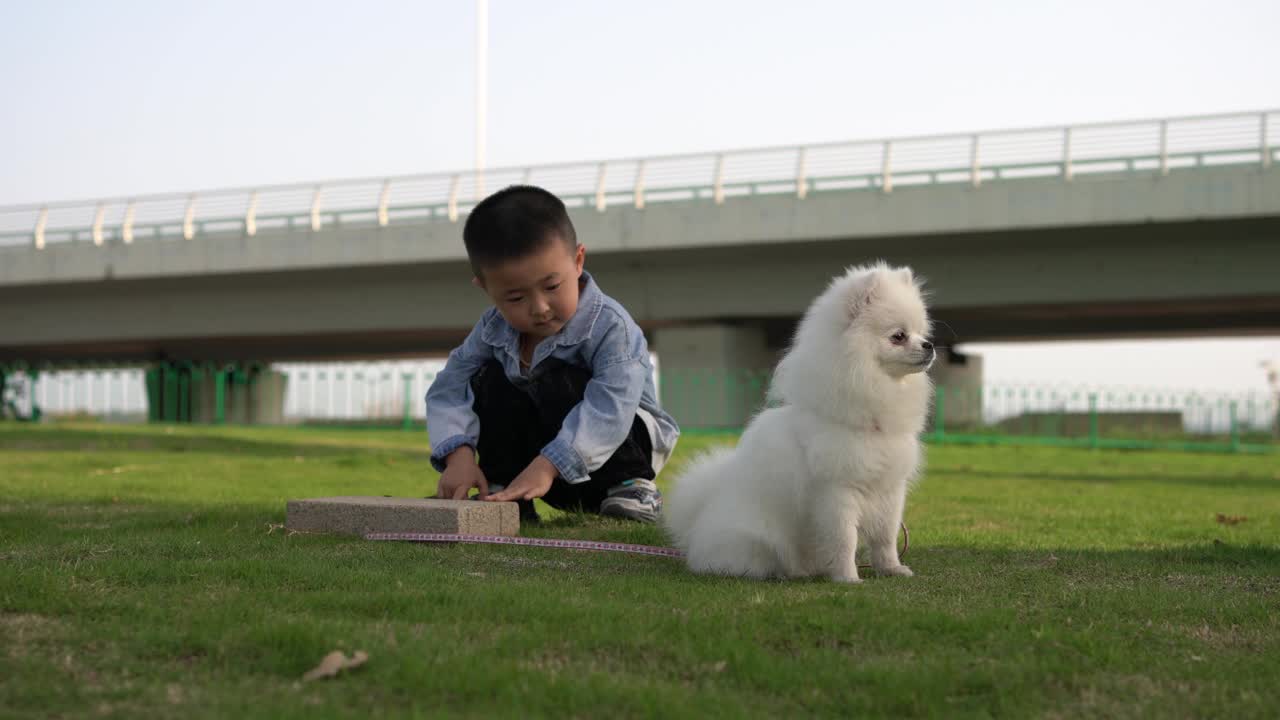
[{"x1": 471, "y1": 359, "x2": 655, "y2": 513}]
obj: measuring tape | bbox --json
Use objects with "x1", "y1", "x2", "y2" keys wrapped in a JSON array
[
  {"x1": 365, "y1": 523, "x2": 908, "y2": 565},
  {"x1": 365, "y1": 532, "x2": 685, "y2": 557}
]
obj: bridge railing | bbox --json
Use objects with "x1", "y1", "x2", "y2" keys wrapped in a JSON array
[{"x1": 2, "y1": 109, "x2": 1276, "y2": 249}]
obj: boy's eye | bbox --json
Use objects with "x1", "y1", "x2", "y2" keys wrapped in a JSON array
[
  {"x1": 546, "y1": 283, "x2": 561, "y2": 291},
  {"x1": 506, "y1": 296, "x2": 524, "y2": 303}
]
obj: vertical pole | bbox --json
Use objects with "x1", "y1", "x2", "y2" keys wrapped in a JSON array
[
  {"x1": 182, "y1": 194, "x2": 198, "y2": 240},
  {"x1": 163, "y1": 363, "x2": 178, "y2": 422},
  {"x1": 178, "y1": 368, "x2": 190, "y2": 423},
  {"x1": 377, "y1": 180, "x2": 391, "y2": 227},
  {"x1": 1159, "y1": 120, "x2": 1169, "y2": 176},
  {"x1": 34, "y1": 207, "x2": 48, "y2": 249},
  {"x1": 970, "y1": 134, "x2": 981, "y2": 187},
  {"x1": 146, "y1": 367, "x2": 159, "y2": 422},
  {"x1": 27, "y1": 368, "x2": 42, "y2": 421},
  {"x1": 475, "y1": 0, "x2": 488, "y2": 200},
  {"x1": 215, "y1": 367, "x2": 226, "y2": 424},
  {"x1": 633, "y1": 160, "x2": 646, "y2": 209},
  {"x1": 103, "y1": 370, "x2": 113, "y2": 417},
  {"x1": 245, "y1": 191, "x2": 259, "y2": 236},
  {"x1": 1262, "y1": 112, "x2": 1272, "y2": 170},
  {"x1": 122, "y1": 201, "x2": 136, "y2": 244},
  {"x1": 1063, "y1": 127, "x2": 1073, "y2": 181},
  {"x1": 795, "y1": 147, "x2": 808, "y2": 199},
  {"x1": 448, "y1": 175, "x2": 461, "y2": 222},
  {"x1": 713, "y1": 154, "x2": 725, "y2": 204},
  {"x1": 881, "y1": 140, "x2": 893, "y2": 193},
  {"x1": 92, "y1": 203, "x2": 106, "y2": 246},
  {"x1": 1088, "y1": 392, "x2": 1099, "y2": 449},
  {"x1": 1229, "y1": 401, "x2": 1240, "y2": 452},
  {"x1": 402, "y1": 372, "x2": 413, "y2": 430},
  {"x1": 594, "y1": 162, "x2": 608, "y2": 211},
  {"x1": 933, "y1": 386, "x2": 947, "y2": 441},
  {"x1": 309, "y1": 186, "x2": 323, "y2": 231}
]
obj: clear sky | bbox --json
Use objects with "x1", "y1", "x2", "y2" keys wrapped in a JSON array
[{"x1": 2, "y1": 1, "x2": 1278, "y2": 392}]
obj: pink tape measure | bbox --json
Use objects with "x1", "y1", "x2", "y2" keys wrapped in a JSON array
[
  {"x1": 365, "y1": 523, "x2": 908, "y2": 566},
  {"x1": 365, "y1": 532, "x2": 685, "y2": 557}
]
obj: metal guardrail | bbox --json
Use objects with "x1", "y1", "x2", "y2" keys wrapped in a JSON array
[{"x1": 2, "y1": 109, "x2": 1275, "y2": 249}]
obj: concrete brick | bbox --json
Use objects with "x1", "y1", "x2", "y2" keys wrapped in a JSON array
[{"x1": 286, "y1": 496, "x2": 520, "y2": 537}]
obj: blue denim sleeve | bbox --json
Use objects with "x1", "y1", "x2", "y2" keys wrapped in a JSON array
[
  {"x1": 540, "y1": 317, "x2": 649, "y2": 484},
  {"x1": 426, "y1": 319, "x2": 492, "y2": 472}
]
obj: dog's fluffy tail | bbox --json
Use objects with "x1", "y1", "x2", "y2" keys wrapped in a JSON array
[{"x1": 662, "y1": 446, "x2": 734, "y2": 551}]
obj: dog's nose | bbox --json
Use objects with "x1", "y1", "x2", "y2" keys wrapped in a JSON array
[{"x1": 921, "y1": 340, "x2": 934, "y2": 351}]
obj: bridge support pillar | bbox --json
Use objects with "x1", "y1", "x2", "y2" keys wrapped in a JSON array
[
  {"x1": 148, "y1": 362, "x2": 288, "y2": 425},
  {"x1": 652, "y1": 324, "x2": 777, "y2": 430},
  {"x1": 929, "y1": 349, "x2": 984, "y2": 431}
]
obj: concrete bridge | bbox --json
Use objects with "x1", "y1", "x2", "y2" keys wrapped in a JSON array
[{"x1": 3, "y1": 109, "x2": 1278, "y2": 399}]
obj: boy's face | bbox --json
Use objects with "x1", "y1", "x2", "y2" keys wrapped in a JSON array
[{"x1": 474, "y1": 237, "x2": 586, "y2": 340}]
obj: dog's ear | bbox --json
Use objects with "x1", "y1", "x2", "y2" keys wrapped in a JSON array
[
  {"x1": 847, "y1": 270, "x2": 883, "y2": 317},
  {"x1": 897, "y1": 267, "x2": 914, "y2": 285}
]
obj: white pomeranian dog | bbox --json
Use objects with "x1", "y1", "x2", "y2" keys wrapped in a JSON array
[{"x1": 664, "y1": 263, "x2": 935, "y2": 582}]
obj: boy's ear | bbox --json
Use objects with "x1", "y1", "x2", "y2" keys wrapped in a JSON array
[
  {"x1": 574, "y1": 244, "x2": 586, "y2": 274},
  {"x1": 471, "y1": 276, "x2": 484, "y2": 289}
]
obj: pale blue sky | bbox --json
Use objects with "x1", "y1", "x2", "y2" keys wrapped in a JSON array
[{"x1": 2, "y1": 0, "x2": 1278, "y2": 391}]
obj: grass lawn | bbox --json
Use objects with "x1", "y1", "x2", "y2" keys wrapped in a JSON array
[{"x1": 2, "y1": 422, "x2": 1278, "y2": 718}]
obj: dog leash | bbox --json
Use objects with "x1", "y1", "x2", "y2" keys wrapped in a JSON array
[{"x1": 365, "y1": 523, "x2": 909, "y2": 567}]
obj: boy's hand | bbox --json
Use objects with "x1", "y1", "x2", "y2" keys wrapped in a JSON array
[
  {"x1": 436, "y1": 446, "x2": 489, "y2": 500},
  {"x1": 485, "y1": 455, "x2": 557, "y2": 502}
]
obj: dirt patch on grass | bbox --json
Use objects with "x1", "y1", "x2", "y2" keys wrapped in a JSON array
[
  {"x1": 1, "y1": 612, "x2": 67, "y2": 659},
  {"x1": 1179, "y1": 622, "x2": 1276, "y2": 652},
  {"x1": 1162, "y1": 573, "x2": 1280, "y2": 596},
  {"x1": 1045, "y1": 674, "x2": 1203, "y2": 719},
  {"x1": 1, "y1": 612, "x2": 64, "y2": 632}
]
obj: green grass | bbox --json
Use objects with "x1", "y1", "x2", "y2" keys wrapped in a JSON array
[{"x1": 2, "y1": 422, "x2": 1278, "y2": 719}]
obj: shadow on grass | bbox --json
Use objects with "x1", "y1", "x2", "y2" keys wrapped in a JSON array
[
  {"x1": 928, "y1": 466, "x2": 1280, "y2": 491},
  {"x1": 0, "y1": 425, "x2": 429, "y2": 460},
  {"x1": 7, "y1": 496, "x2": 1279, "y2": 578}
]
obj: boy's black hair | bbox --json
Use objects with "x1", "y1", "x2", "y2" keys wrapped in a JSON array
[{"x1": 463, "y1": 185, "x2": 577, "y2": 278}]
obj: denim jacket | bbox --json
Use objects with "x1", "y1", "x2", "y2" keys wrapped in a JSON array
[{"x1": 426, "y1": 271, "x2": 680, "y2": 484}]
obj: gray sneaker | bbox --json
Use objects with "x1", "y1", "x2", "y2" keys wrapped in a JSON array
[{"x1": 600, "y1": 479, "x2": 662, "y2": 523}]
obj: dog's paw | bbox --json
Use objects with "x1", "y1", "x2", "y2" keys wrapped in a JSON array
[
  {"x1": 830, "y1": 573, "x2": 864, "y2": 584},
  {"x1": 876, "y1": 564, "x2": 914, "y2": 578}
]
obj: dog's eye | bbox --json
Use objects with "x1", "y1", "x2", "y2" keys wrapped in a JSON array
[{"x1": 890, "y1": 331, "x2": 907, "y2": 344}]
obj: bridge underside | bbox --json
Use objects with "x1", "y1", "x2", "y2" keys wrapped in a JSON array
[
  {"x1": 4, "y1": 215, "x2": 1278, "y2": 364},
  {"x1": 6, "y1": 295, "x2": 1277, "y2": 364}
]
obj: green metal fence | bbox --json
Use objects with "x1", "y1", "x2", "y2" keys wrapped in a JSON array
[
  {"x1": 656, "y1": 369, "x2": 1278, "y2": 454},
  {"x1": 5, "y1": 360, "x2": 1277, "y2": 454},
  {"x1": 926, "y1": 384, "x2": 1278, "y2": 454},
  {"x1": 141, "y1": 361, "x2": 294, "y2": 425},
  {"x1": 0, "y1": 361, "x2": 278, "y2": 425}
]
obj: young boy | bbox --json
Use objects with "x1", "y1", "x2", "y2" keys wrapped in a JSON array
[{"x1": 425, "y1": 185, "x2": 679, "y2": 522}]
